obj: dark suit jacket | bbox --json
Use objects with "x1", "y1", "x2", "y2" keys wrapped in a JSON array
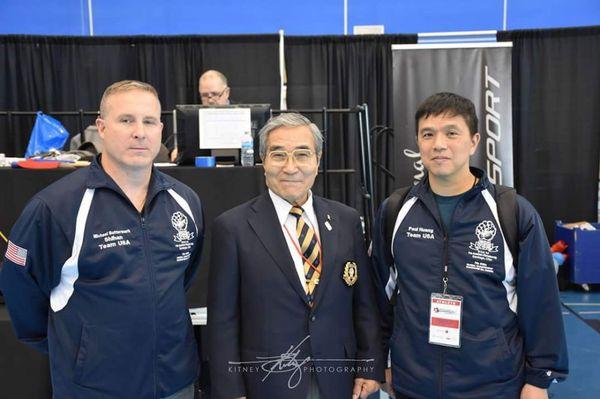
[{"x1": 208, "y1": 192, "x2": 385, "y2": 399}]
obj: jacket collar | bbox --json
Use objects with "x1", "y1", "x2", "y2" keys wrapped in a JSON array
[
  {"x1": 248, "y1": 192, "x2": 310, "y2": 306},
  {"x1": 310, "y1": 195, "x2": 339, "y2": 310},
  {"x1": 85, "y1": 155, "x2": 174, "y2": 204},
  {"x1": 409, "y1": 167, "x2": 488, "y2": 230},
  {"x1": 413, "y1": 166, "x2": 489, "y2": 200}
]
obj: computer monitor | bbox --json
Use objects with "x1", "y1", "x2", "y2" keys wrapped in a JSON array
[{"x1": 175, "y1": 104, "x2": 271, "y2": 165}]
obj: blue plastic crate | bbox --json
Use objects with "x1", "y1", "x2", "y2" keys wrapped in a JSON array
[{"x1": 555, "y1": 221, "x2": 600, "y2": 284}]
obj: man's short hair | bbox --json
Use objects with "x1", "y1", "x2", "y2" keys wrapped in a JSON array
[
  {"x1": 199, "y1": 70, "x2": 228, "y2": 86},
  {"x1": 415, "y1": 92, "x2": 478, "y2": 136},
  {"x1": 258, "y1": 113, "x2": 323, "y2": 159},
  {"x1": 99, "y1": 80, "x2": 160, "y2": 118}
]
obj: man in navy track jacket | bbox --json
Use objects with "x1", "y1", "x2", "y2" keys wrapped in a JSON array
[
  {"x1": 1, "y1": 80, "x2": 204, "y2": 398},
  {"x1": 372, "y1": 93, "x2": 568, "y2": 399}
]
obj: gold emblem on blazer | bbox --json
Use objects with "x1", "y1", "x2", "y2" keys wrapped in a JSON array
[{"x1": 343, "y1": 261, "x2": 358, "y2": 286}]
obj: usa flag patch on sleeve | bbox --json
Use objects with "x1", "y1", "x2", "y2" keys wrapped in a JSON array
[{"x1": 6, "y1": 240, "x2": 28, "y2": 267}]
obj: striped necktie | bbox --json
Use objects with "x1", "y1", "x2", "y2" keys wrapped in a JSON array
[{"x1": 289, "y1": 205, "x2": 321, "y2": 304}]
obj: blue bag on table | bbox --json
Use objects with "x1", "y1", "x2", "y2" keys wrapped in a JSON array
[{"x1": 25, "y1": 112, "x2": 70, "y2": 158}]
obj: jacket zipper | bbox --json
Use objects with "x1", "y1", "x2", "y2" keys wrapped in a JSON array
[
  {"x1": 438, "y1": 232, "x2": 449, "y2": 399},
  {"x1": 140, "y1": 214, "x2": 159, "y2": 398},
  {"x1": 420, "y1": 194, "x2": 460, "y2": 399},
  {"x1": 437, "y1": 194, "x2": 466, "y2": 399}
]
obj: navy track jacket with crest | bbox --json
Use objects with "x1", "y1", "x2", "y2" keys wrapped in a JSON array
[
  {"x1": 1, "y1": 157, "x2": 204, "y2": 398},
  {"x1": 371, "y1": 168, "x2": 568, "y2": 398}
]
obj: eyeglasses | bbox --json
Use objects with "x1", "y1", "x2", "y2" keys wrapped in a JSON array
[
  {"x1": 200, "y1": 87, "x2": 228, "y2": 100},
  {"x1": 267, "y1": 149, "x2": 316, "y2": 166}
]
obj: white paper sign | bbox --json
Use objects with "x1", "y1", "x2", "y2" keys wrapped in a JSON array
[{"x1": 198, "y1": 108, "x2": 251, "y2": 149}]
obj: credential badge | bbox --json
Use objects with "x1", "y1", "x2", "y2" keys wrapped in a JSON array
[{"x1": 343, "y1": 261, "x2": 358, "y2": 286}]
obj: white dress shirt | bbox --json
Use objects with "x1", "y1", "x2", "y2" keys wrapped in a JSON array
[{"x1": 268, "y1": 189, "x2": 321, "y2": 293}]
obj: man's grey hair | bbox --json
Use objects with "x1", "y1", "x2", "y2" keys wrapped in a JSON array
[{"x1": 258, "y1": 113, "x2": 323, "y2": 159}]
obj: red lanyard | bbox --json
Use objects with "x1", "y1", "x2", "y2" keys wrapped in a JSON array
[{"x1": 283, "y1": 223, "x2": 323, "y2": 276}]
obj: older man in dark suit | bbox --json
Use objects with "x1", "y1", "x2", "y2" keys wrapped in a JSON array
[{"x1": 208, "y1": 113, "x2": 384, "y2": 399}]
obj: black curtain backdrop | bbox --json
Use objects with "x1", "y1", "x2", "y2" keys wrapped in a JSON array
[
  {"x1": 286, "y1": 34, "x2": 416, "y2": 206},
  {"x1": 0, "y1": 34, "x2": 280, "y2": 155},
  {"x1": 1, "y1": 29, "x2": 598, "y2": 233},
  {"x1": 497, "y1": 26, "x2": 600, "y2": 241},
  {"x1": 0, "y1": 33, "x2": 416, "y2": 208}
]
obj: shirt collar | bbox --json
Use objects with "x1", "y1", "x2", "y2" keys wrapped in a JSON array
[{"x1": 268, "y1": 189, "x2": 316, "y2": 226}]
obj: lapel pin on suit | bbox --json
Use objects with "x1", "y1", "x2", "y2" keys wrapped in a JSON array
[
  {"x1": 343, "y1": 261, "x2": 358, "y2": 286},
  {"x1": 325, "y1": 214, "x2": 333, "y2": 231}
]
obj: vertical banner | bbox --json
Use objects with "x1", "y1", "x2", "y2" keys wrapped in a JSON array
[{"x1": 391, "y1": 43, "x2": 513, "y2": 187}]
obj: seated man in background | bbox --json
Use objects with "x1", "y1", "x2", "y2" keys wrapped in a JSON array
[
  {"x1": 199, "y1": 69, "x2": 231, "y2": 105},
  {"x1": 170, "y1": 69, "x2": 232, "y2": 161},
  {"x1": 1, "y1": 80, "x2": 204, "y2": 399}
]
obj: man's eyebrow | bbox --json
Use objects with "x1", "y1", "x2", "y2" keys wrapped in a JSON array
[
  {"x1": 442, "y1": 124, "x2": 461, "y2": 131},
  {"x1": 268, "y1": 144, "x2": 311, "y2": 150},
  {"x1": 114, "y1": 113, "x2": 159, "y2": 118}
]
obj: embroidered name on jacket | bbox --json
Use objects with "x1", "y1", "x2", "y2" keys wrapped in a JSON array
[
  {"x1": 93, "y1": 229, "x2": 132, "y2": 250},
  {"x1": 172, "y1": 211, "x2": 195, "y2": 262},
  {"x1": 406, "y1": 226, "x2": 435, "y2": 240}
]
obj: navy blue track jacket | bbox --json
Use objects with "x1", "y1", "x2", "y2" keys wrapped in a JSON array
[
  {"x1": 1, "y1": 157, "x2": 204, "y2": 398},
  {"x1": 372, "y1": 168, "x2": 568, "y2": 398}
]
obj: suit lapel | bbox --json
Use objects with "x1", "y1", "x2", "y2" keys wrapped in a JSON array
[
  {"x1": 312, "y1": 196, "x2": 339, "y2": 308},
  {"x1": 248, "y1": 193, "x2": 310, "y2": 307}
]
